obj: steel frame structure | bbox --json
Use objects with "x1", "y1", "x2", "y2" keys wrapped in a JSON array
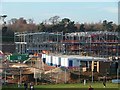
[{"x1": 15, "y1": 31, "x2": 120, "y2": 58}]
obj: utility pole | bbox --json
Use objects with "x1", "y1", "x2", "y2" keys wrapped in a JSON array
[
  {"x1": 19, "y1": 67, "x2": 22, "y2": 85},
  {"x1": 117, "y1": 68, "x2": 119, "y2": 81},
  {"x1": 79, "y1": 60, "x2": 81, "y2": 83},
  {"x1": 0, "y1": 15, "x2": 7, "y2": 25},
  {"x1": 5, "y1": 70, "x2": 6, "y2": 84},
  {"x1": 4, "y1": 61, "x2": 7, "y2": 84},
  {"x1": 34, "y1": 68, "x2": 37, "y2": 85},
  {"x1": 50, "y1": 69, "x2": 52, "y2": 82},
  {"x1": 91, "y1": 60, "x2": 94, "y2": 83},
  {"x1": 57, "y1": 32, "x2": 59, "y2": 53},
  {"x1": 56, "y1": 72, "x2": 59, "y2": 84},
  {"x1": 92, "y1": 70, "x2": 93, "y2": 83},
  {"x1": 64, "y1": 67, "x2": 67, "y2": 83}
]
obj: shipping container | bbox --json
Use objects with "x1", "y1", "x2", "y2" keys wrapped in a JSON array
[{"x1": 7, "y1": 54, "x2": 29, "y2": 62}]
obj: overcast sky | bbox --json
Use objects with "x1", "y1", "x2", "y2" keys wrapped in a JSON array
[{"x1": 1, "y1": 0, "x2": 119, "y2": 24}]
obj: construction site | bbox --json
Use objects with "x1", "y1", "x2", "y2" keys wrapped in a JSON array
[
  {"x1": 1, "y1": 31, "x2": 120, "y2": 85},
  {"x1": 15, "y1": 31, "x2": 120, "y2": 58}
]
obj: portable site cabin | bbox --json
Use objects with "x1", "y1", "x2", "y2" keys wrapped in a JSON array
[
  {"x1": 43, "y1": 55, "x2": 70, "y2": 67},
  {"x1": 60, "y1": 56, "x2": 81, "y2": 67},
  {"x1": 42, "y1": 54, "x2": 52, "y2": 65},
  {"x1": 42, "y1": 54, "x2": 46, "y2": 63},
  {"x1": 41, "y1": 54, "x2": 107, "y2": 67},
  {"x1": 7, "y1": 54, "x2": 29, "y2": 62},
  {"x1": 45, "y1": 54, "x2": 51, "y2": 65},
  {"x1": 61, "y1": 57, "x2": 68, "y2": 67},
  {"x1": 42, "y1": 54, "x2": 60, "y2": 66},
  {"x1": 42, "y1": 55, "x2": 81, "y2": 67},
  {"x1": 41, "y1": 54, "x2": 109, "y2": 73},
  {"x1": 52, "y1": 56, "x2": 56, "y2": 66},
  {"x1": 61, "y1": 55, "x2": 107, "y2": 68},
  {"x1": 52, "y1": 56, "x2": 62, "y2": 66}
]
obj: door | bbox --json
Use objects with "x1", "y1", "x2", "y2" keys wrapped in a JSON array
[
  {"x1": 43, "y1": 58, "x2": 46, "y2": 64},
  {"x1": 58, "y1": 57, "x2": 61, "y2": 67},
  {"x1": 69, "y1": 60, "x2": 73, "y2": 67}
]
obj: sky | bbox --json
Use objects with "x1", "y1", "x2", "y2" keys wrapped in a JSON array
[{"x1": 0, "y1": 0, "x2": 119, "y2": 24}]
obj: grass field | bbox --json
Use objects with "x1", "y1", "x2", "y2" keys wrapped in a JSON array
[
  {"x1": 2, "y1": 82, "x2": 120, "y2": 90},
  {"x1": 35, "y1": 82, "x2": 119, "y2": 88}
]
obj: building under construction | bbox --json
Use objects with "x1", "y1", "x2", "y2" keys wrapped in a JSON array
[{"x1": 15, "y1": 31, "x2": 120, "y2": 58}]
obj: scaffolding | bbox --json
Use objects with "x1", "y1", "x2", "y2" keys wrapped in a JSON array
[
  {"x1": 63, "y1": 31, "x2": 120, "y2": 58},
  {"x1": 15, "y1": 32, "x2": 62, "y2": 54},
  {"x1": 15, "y1": 31, "x2": 120, "y2": 58}
]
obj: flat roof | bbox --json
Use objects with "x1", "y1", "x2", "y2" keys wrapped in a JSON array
[{"x1": 43, "y1": 53, "x2": 107, "y2": 61}]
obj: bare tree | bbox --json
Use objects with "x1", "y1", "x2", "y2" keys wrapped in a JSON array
[
  {"x1": 8, "y1": 18, "x2": 17, "y2": 24},
  {"x1": 27, "y1": 18, "x2": 34, "y2": 24},
  {"x1": 49, "y1": 16, "x2": 60, "y2": 25}
]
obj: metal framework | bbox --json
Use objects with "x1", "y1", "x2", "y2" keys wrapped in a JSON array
[
  {"x1": 15, "y1": 31, "x2": 120, "y2": 58},
  {"x1": 63, "y1": 31, "x2": 120, "y2": 58}
]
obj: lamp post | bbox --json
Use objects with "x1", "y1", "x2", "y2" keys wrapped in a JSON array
[
  {"x1": 63, "y1": 44, "x2": 65, "y2": 54},
  {"x1": 0, "y1": 15, "x2": 7, "y2": 32},
  {"x1": 34, "y1": 68, "x2": 37, "y2": 85},
  {"x1": 64, "y1": 67, "x2": 67, "y2": 84},
  {"x1": 91, "y1": 60, "x2": 94, "y2": 83},
  {"x1": 4, "y1": 61, "x2": 7, "y2": 84},
  {"x1": 79, "y1": 60, "x2": 81, "y2": 83},
  {"x1": 117, "y1": 68, "x2": 119, "y2": 81},
  {"x1": 20, "y1": 67, "x2": 21, "y2": 85},
  {"x1": 29, "y1": 55, "x2": 33, "y2": 67},
  {"x1": 18, "y1": 57, "x2": 22, "y2": 86},
  {"x1": 117, "y1": 68, "x2": 119, "y2": 82},
  {"x1": 0, "y1": 15, "x2": 7, "y2": 23},
  {"x1": 92, "y1": 69, "x2": 93, "y2": 83},
  {"x1": 17, "y1": 66, "x2": 22, "y2": 86},
  {"x1": 115, "y1": 57, "x2": 119, "y2": 82}
]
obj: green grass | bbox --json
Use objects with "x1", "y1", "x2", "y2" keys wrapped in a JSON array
[
  {"x1": 2, "y1": 82, "x2": 120, "y2": 90},
  {"x1": 35, "y1": 82, "x2": 119, "y2": 88}
]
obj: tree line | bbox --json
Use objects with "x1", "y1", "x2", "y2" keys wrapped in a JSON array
[
  {"x1": 2, "y1": 16, "x2": 120, "y2": 42},
  {"x1": 7, "y1": 16, "x2": 120, "y2": 32}
]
